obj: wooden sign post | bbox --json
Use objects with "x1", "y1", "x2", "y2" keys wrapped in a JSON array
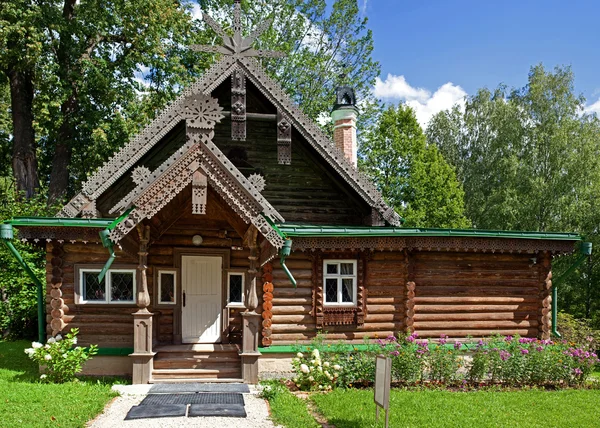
[{"x1": 374, "y1": 355, "x2": 391, "y2": 427}]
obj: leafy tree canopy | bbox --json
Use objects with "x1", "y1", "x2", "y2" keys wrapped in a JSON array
[{"x1": 360, "y1": 103, "x2": 469, "y2": 228}]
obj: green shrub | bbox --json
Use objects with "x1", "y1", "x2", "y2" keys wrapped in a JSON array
[{"x1": 25, "y1": 328, "x2": 98, "y2": 383}]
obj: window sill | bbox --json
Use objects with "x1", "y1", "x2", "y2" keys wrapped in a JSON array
[
  {"x1": 75, "y1": 302, "x2": 138, "y2": 307},
  {"x1": 227, "y1": 303, "x2": 246, "y2": 309}
]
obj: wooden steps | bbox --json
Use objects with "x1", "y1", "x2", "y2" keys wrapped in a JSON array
[{"x1": 150, "y1": 344, "x2": 242, "y2": 383}]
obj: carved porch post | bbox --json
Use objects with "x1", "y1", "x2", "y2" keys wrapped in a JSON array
[
  {"x1": 130, "y1": 225, "x2": 155, "y2": 384},
  {"x1": 240, "y1": 226, "x2": 261, "y2": 383}
]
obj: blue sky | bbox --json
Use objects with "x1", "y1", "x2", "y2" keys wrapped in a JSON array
[{"x1": 362, "y1": 0, "x2": 600, "y2": 125}]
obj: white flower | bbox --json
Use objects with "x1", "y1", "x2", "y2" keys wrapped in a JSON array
[
  {"x1": 309, "y1": 366, "x2": 314, "y2": 372},
  {"x1": 55, "y1": 334, "x2": 62, "y2": 341},
  {"x1": 293, "y1": 377, "x2": 299, "y2": 383},
  {"x1": 308, "y1": 376, "x2": 314, "y2": 382},
  {"x1": 47, "y1": 337, "x2": 56, "y2": 344},
  {"x1": 40, "y1": 374, "x2": 47, "y2": 380},
  {"x1": 297, "y1": 352, "x2": 303, "y2": 358},
  {"x1": 333, "y1": 364, "x2": 341, "y2": 371},
  {"x1": 32, "y1": 342, "x2": 42, "y2": 349},
  {"x1": 312, "y1": 359, "x2": 319, "y2": 366},
  {"x1": 62, "y1": 353, "x2": 68, "y2": 358},
  {"x1": 293, "y1": 358, "x2": 299, "y2": 363},
  {"x1": 44, "y1": 354, "x2": 52, "y2": 361},
  {"x1": 300, "y1": 364, "x2": 310, "y2": 374},
  {"x1": 318, "y1": 366, "x2": 323, "y2": 372},
  {"x1": 72, "y1": 338, "x2": 77, "y2": 345},
  {"x1": 324, "y1": 370, "x2": 331, "y2": 377},
  {"x1": 323, "y1": 361, "x2": 330, "y2": 368},
  {"x1": 312, "y1": 349, "x2": 320, "y2": 358},
  {"x1": 319, "y1": 385, "x2": 323, "y2": 389},
  {"x1": 24, "y1": 348, "x2": 35, "y2": 357},
  {"x1": 334, "y1": 372, "x2": 339, "y2": 377}
]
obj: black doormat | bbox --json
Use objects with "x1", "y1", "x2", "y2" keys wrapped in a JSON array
[
  {"x1": 141, "y1": 393, "x2": 245, "y2": 406},
  {"x1": 149, "y1": 383, "x2": 250, "y2": 394},
  {"x1": 188, "y1": 403, "x2": 247, "y2": 418},
  {"x1": 125, "y1": 404, "x2": 187, "y2": 420}
]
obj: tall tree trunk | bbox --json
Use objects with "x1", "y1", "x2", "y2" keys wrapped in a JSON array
[
  {"x1": 47, "y1": 0, "x2": 78, "y2": 205},
  {"x1": 7, "y1": 65, "x2": 39, "y2": 199},
  {"x1": 48, "y1": 93, "x2": 75, "y2": 204}
]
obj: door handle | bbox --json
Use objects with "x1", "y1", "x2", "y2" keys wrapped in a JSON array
[{"x1": 183, "y1": 291, "x2": 186, "y2": 307}]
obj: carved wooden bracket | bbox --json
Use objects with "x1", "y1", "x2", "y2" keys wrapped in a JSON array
[
  {"x1": 231, "y1": 69, "x2": 246, "y2": 141},
  {"x1": 277, "y1": 110, "x2": 292, "y2": 165},
  {"x1": 192, "y1": 169, "x2": 208, "y2": 214}
]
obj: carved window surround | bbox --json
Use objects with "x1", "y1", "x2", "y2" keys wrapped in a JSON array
[{"x1": 311, "y1": 251, "x2": 366, "y2": 328}]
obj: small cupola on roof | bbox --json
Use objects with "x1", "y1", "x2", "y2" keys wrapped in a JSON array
[{"x1": 331, "y1": 85, "x2": 358, "y2": 167}]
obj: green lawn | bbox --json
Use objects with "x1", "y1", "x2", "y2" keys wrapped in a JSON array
[
  {"x1": 0, "y1": 340, "x2": 118, "y2": 428},
  {"x1": 261, "y1": 381, "x2": 319, "y2": 428},
  {"x1": 311, "y1": 388, "x2": 600, "y2": 428}
]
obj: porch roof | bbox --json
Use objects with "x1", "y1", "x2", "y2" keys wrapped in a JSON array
[{"x1": 275, "y1": 223, "x2": 582, "y2": 241}]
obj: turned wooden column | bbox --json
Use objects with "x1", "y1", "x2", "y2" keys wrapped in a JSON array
[
  {"x1": 404, "y1": 250, "x2": 415, "y2": 334},
  {"x1": 240, "y1": 226, "x2": 261, "y2": 383},
  {"x1": 130, "y1": 225, "x2": 155, "y2": 384}
]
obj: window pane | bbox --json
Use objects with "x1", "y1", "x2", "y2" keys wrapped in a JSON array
[
  {"x1": 340, "y1": 263, "x2": 353, "y2": 275},
  {"x1": 160, "y1": 273, "x2": 175, "y2": 303},
  {"x1": 229, "y1": 274, "x2": 243, "y2": 304},
  {"x1": 325, "y1": 278, "x2": 338, "y2": 303},
  {"x1": 326, "y1": 264, "x2": 338, "y2": 274},
  {"x1": 342, "y1": 278, "x2": 353, "y2": 303},
  {"x1": 111, "y1": 272, "x2": 134, "y2": 302},
  {"x1": 83, "y1": 272, "x2": 105, "y2": 301}
]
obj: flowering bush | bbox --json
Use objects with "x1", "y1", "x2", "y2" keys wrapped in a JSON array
[
  {"x1": 25, "y1": 328, "x2": 98, "y2": 383},
  {"x1": 291, "y1": 348, "x2": 342, "y2": 391}
]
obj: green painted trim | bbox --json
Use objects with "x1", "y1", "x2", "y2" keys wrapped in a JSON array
[
  {"x1": 261, "y1": 213, "x2": 285, "y2": 239},
  {"x1": 6, "y1": 217, "x2": 116, "y2": 228},
  {"x1": 276, "y1": 223, "x2": 581, "y2": 241},
  {"x1": 95, "y1": 347, "x2": 134, "y2": 356},
  {"x1": 259, "y1": 342, "x2": 480, "y2": 354}
]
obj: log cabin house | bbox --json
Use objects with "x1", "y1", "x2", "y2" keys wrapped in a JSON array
[{"x1": 1, "y1": 2, "x2": 588, "y2": 384}]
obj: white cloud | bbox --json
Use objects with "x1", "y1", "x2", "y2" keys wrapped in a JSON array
[
  {"x1": 360, "y1": 0, "x2": 368, "y2": 15},
  {"x1": 584, "y1": 98, "x2": 600, "y2": 116},
  {"x1": 373, "y1": 74, "x2": 467, "y2": 127}
]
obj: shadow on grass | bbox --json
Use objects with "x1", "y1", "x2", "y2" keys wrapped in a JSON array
[{"x1": 0, "y1": 340, "x2": 39, "y2": 382}]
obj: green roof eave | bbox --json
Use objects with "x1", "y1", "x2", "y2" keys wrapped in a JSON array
[
  {"x1": 276, "y1": 223, "x2": 581, "y2": 241},
  {"x1": 6, "y1": 217, "x2": 116, "y2": 228}
]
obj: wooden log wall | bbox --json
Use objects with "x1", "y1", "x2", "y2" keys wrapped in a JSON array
[
  {"x1": 45, "y1": 242, "x2": 137, "y2": 347},
  {"x1": 412, "y1": 252, "x2": 541, "y2": 339},
  {"x1": 268, "y1": 251, "x2": 408, "y2": 345}
]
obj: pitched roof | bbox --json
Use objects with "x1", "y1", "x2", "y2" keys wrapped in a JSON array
[{"x1": 58, "y1": 55, "x2": 401, "y2": 227}]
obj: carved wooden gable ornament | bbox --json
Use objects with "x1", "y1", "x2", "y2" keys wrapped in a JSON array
[{"x1": 57, "y1": 1, "x2": 402, "y2": 239}]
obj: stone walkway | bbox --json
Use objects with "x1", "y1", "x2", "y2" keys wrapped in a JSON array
[{"x1": 87, "y1": 383, "x2": 277, "y2": 428}]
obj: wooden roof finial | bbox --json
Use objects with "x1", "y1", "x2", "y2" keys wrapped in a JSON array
[{"x1": 190, "y1": 0, "x2": 285, "y2": 59}]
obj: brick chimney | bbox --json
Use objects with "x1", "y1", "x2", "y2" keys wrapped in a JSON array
[{"x1": 331, "y1": 86, "x2": 358, "y2": 167}]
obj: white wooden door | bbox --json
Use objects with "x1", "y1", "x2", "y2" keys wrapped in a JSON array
[{"x1": 181, "y1": 255, "x2": 222, "y2": 343}]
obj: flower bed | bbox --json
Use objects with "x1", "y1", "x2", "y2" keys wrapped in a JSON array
[{"x1": 290, "y1": 334, "x2": 599, "y2": 391}]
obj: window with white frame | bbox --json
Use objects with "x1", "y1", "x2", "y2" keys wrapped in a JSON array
[
  {"x1": 323, "y1": 260, "x2": 357, "y2": 306},
  {"x1": 78, "y1": 268, "x2": 136, "y2": 304},
  {"x1": 158, "y1": 270, "x2": 176, "y2": 305},
  {"x1": 227, "y1": 272, "x2": 245, "y2": 306}
]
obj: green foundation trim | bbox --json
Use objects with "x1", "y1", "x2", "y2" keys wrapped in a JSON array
[{"x1": 94, "y1": 347, "x2": 134, "y2": 356}]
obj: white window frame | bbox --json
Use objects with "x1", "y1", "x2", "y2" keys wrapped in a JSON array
[
  {"x1": 323, "y1": 260, "x2": 357, "y2": 306},
  {"x1": 78, "y1": 268, "x2": 137, "y2": 304},
  {"x1": 227, "y1": 271, "x2": 245, "y2": 308},
  {"x1": 157, "y1": 270, "x2": 177, "y2": 305}
]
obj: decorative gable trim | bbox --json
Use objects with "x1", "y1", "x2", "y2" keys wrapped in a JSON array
[
  {"x1": 107, "y1": 128, "x2": 285, "y2": 248},
  {"x1": 58, "y1": 56, "x2": 400, "y2": 227}
]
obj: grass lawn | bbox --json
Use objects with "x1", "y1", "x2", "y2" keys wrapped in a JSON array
[
  {"x1": 261, "y1": 381, "x2": 319, "y2": 428},
  {"x1": 311, "y1": 388, "x2": 600, "y2": 428},
  {"x1": 0, "y1": 340, "x2": 118, "y2": 428}
]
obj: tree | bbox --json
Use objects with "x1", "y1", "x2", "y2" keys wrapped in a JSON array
[
  {"x1": 0, "y1": 1, "x2": 43, "y2": 198},
  {"x1": 360, "y1": 103, "x2": 469, "y2": 228},
  {"x1": 426, "y1": 64, "x2": 600, "y2": 327}
]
